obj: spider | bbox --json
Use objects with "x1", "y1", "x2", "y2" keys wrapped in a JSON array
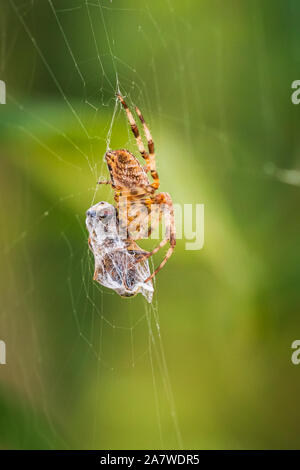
[{"x1": 99, "y1": 93, "x2": 176, "y2": 283}]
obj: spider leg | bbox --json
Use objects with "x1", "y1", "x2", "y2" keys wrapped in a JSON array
[
  {"x1": 144, "y1": 245, "x2": 175, "y2": 283},
  {"x1": 118, "y1": 192, "x2": 151, "y2": 240},
  {"x1": 97, "y1": 180, "x2": 112, "y2": 185},
  {"x1": 131, "y1": 198, "x2": 152, "y2": 239},
  {"x1": 135, "y1": 192, "x2": 176, "y2": 282},
  {"x1": 117, "y1": 94, "x2": 159, "y2": 193},
  {"x1": 117, "y1": 94, "x2": 150, "y2": 164},
  {"x1": 147, "y1": 200, "x2": 162, "y2": 238},
  {"x1": 135, "y1": 106, "x2": 160, "y2": 191}
]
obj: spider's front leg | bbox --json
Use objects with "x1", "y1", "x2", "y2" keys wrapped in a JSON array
[
  {"x1": 116, "y1": 93, "x2": 159, "y2": 191},
  {"x1": 97, "y1": 179, "x2": 112, "y2": 185}
]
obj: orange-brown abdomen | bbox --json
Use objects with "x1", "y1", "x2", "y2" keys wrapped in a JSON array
[{"x1": 105, "y1": 149, "x2": 150, "y2": 190}]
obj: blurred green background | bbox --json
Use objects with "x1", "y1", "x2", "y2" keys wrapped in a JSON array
[{"x1": 1, "y1": 0, "x2": 300, "y2": 449}]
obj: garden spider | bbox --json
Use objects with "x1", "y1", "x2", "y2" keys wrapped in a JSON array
[{"x1": 99, "y1": 93, "x2": 176, "y2": 282}]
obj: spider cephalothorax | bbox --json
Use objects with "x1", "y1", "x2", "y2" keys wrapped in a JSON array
[{"x1": 99, "y1": 94, "x2": 176, "y2": 282}]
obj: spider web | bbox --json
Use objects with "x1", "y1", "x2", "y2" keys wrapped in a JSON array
[
  {"x1": 0, "y1": 0, "x2": 184, "y2": 449},
  {"x1": 2, "y1": 0, "x2": 300, "y2": 451}
]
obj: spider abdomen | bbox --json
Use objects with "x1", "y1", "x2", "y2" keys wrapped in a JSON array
[{"x1": 106, "y1": 149, "x2": 149, "y2": 190}]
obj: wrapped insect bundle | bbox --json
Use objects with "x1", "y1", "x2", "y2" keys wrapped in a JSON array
[{"x1": 86, "y1": 201, "x2": 154, "y2": 302}]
